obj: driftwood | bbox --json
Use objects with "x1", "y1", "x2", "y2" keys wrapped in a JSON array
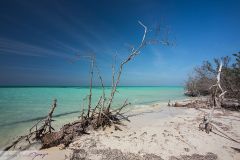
[
  {"x1": 173, "y1": 99, "x2": 211, "y2": 109},
  {"x1": 37, "y1": 21, "x2": 150, "y2": 149},
  {"x1": 3, "y1": 99, "x2": 57, "y2": 151},
  {"x1": 3, "y1": 99, "x2": 130, "y2": 150},
  {"x1": 40, "y1": 101, "x2": 130, "y2": 149},
  {"x1": 221, "y1": 99, "x2": 240, "y2": 111},
  {"x1": 3, "y1": 21, "x2": 171, "y2": 151},
  {"x1": 184, "y1": 90, "x2": 199, "y2": 97},
  {"x1": 173, "y1": 97, "x2": 239, "y2": 111}
]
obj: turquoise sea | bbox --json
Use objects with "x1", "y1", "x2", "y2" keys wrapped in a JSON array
[{"x1": 0, "y1": 86, "x2": 186, "y2": 149}]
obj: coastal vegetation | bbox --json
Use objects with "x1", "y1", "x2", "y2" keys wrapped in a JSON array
[
  {"x1": 184, "y1": 52, "x2": 240, "y2": 111},
  {"x1": 185, "y1": 52, "x2": 240, "y2": 100},
  {"x1": 173, "y1": 53, "x2": 240, "y2": 138}
]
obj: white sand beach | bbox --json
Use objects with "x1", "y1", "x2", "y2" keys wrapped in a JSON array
[{"x1": 2, "y1": 99, "x2": 240, "y2": 160}]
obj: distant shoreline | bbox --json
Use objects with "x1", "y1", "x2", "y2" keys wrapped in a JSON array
[{"x1": 0, "y1": 85, "x2": 184, "y2": 88}]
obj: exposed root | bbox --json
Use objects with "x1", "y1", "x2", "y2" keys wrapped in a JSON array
[
  {"x1": 3, "y1": 99, "x2": 130, "y2": 150},
  {"x1": 40, "y1": 101, "x2": 130, "y2": 149},
  {"x1": 3, "y1": 99, "x2": 57, "y2": 151}
]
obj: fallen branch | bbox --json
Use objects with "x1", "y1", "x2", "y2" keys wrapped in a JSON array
[
  {"x1": 39, "y1": 102, "x2": 130, "y2": 148},
  {"x1": 4, "y1": 99, "x2": 57, "y2": 151}
]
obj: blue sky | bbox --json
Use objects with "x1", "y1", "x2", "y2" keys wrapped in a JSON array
[{"x1": 0, "y1": 0, "x2": 239, "y2": 86}]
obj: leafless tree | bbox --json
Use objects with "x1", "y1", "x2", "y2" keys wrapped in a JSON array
[
  {"x1": 107, "y1": 21, "x2": 170, "y2": 111},
  {"x1": 3, "y1": 21, "x2": 172, "y2": 151},
  {"x1": 199, "y1": 61, "x2": 227, "y2": 133}
]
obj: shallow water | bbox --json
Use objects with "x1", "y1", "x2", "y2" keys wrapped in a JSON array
[{"x1": 0, "y1": 86, "x2": 186, "y2": 148}]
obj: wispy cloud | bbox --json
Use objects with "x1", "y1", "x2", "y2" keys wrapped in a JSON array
[
  {"x1": 0, "y1": 38, "x2": 74, "y2": 59},
  {"x1": 0, "y1": 0, "x2": 129, "y2": 64}
]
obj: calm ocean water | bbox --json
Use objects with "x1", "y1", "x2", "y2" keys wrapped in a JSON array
[{"x1": 0, "y1": 86, "x2": 185, "y2": 148}]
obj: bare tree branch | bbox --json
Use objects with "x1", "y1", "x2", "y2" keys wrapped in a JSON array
[
  {"x1": 199, "y1": 61, "x2": 227, "y2": 134},
  {"x1": 3, "y1": 21, "x2": 173, "y2": 151},
  {"x1": 87, "y1": 56, "x2": 95, "y2": 117},
  {"x1": 107, "y1": 21, "x2": 148, "y2": 111}
]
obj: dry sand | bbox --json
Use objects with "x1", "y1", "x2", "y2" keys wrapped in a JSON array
[{"x1": 1, "y1": 99, "x2": 240, "y2": 160}]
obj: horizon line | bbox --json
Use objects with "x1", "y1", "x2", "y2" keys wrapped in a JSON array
[{"x1": 0, "y1": 85, "x2": 184, "y2": 88}]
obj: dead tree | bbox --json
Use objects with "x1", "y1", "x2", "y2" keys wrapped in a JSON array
[
  {"x1": 199, "y1": 61, "x2": 227, "y2": 133},
  {"x1": 3, "y1": 21, "x2": 171, "y2": 150},
  {"x1": 106, "y1": 21, "x2": 170, "y2": 111},
  {"x1": 106, "y1": 21, "x2": 147, "y2": 111}
]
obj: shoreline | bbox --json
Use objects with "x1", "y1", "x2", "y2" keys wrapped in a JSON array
[
  {"x1": 1, "y1": 97, "x2": 240, "y2": 160},
  {"x1": 0, "y1": 95, "x2": 187, "y2": 150}
]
